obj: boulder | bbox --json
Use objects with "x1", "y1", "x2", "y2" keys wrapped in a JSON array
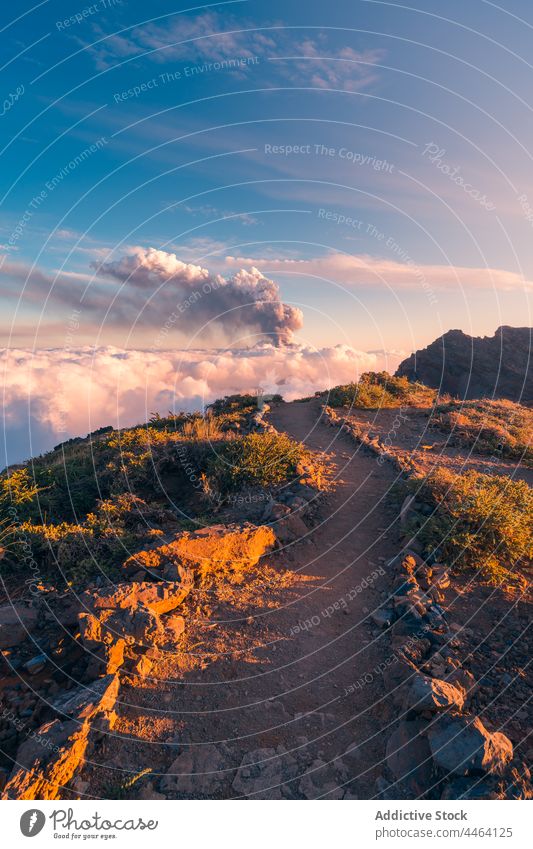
[
  {"x1": 446, "y1": 668, "x2": 477, "y2": 701},
  {"x1": 399, "y1": 636, "x2": 431, "y2": 667},
  {"x1": 393, "y1": 594, "x2": 427, "y2": 617},
  {"x1": 233, "y1": 748, "x2": 284, "y2": 799},
  {"x1": 386, "y1": 719, "x2": 433, "y2": 796},
  {"x1": 391, "y1": 613, "x2": 426, "y2": 639},
  {"x1": 134, "y1": 655, "x2": 153, "y2": 679},
  {"x1": 406, "y1": 675, "x2": 465, "y2": 714},
  {"x1": 2, "y1": 674, "x2": 119, "y2": 800},
  {"x1": 124, "y1": 524, "x2": 275, "y2": 576},
  {"x1": 298, "y1": 759, "x2": 344, "y2": 800},
  {"x1": 427, "y1": 715, "x2": 513, "y2": 776},
  {"x1": 161, "y1": 745, "x2": 228, "y2": 796},
  {"x1": 86, "y1": 580, "x2": 192, "y2": 615},
  {"x1": 424, "y1": 605, "x2": 448, "y2": 632},
  {"x1": 372, "y1": 608, "x2": 394, "y2": 629},
  {"x1": 432, "y1": 568, "x2": 451, "y2": 590},
  {"x1": 2, "y1": 718, "x2": 89, "y2": 800},
  {"x1": 79, "y1": 605, "x2": 164, "y2": 649},
  {"x1": 392, "y1": 575, "x2": 419, "y2": 597},
  {"x1": 104, "y1": 639, "x2": 126, "y2": 674},
  {"x1": 162, "y1": 614, "x2": 186, "y2": 644},
  {"x1": 0, "y1": 604, "x2": 38, "y2": 648},
  {"x1": 52, "y1": 674, "x2": 120, "y2": 721},
  {"x1": 416, "y1": 565, "x2": 433, "y2": 588},
  {"x1": 400, "y1": 553, "x2": 425, "y2": 573},
  {"x1": 268, "y1": 503, "x2": 309, "y2": 544},
  {"x1": 77, "y1": 579, "x2": 192, "y2": 650}
]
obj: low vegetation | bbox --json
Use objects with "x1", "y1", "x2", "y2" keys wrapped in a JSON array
[
  {"x1": 0, "y1": 396, "x2": 319, "y2": 583},
  {"x1": 431, "y1": 398, "x2": 533, "y2": 466},
  {"x1": 407, "y1": 468, "x2": 533, "y2": 585},
  {"x1": 213, "y1": 431, "x2": 308, "y2": 491},
  {"x1": 326, "y1": 371, "x2": 438, "y2": 409}
]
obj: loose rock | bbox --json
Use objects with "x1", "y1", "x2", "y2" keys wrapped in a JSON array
[
  {"x1": 427, "y1": 715, "x2": 513, "y2": 776},
  {"x1": 406, "y1": 675, "x2": 465, "y2": 714},
  {"x1": 0, "y1": 605, "x2": 38, "y2": 649},
  {"x1": 386, "y1": 719, "x2": 433, "y2": 796}
]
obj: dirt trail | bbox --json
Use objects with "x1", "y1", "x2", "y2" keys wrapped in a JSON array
[
  {"x1": 345, "y1": 406, "x2": 533, "y2": 486},
  {"x1": 78, "y1": 400, "x2": 403, "y2": 800}
]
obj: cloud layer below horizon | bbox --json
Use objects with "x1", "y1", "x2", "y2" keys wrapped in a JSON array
[{"x1": 0, "y1": 343, "x2": 403, "y2": 466}]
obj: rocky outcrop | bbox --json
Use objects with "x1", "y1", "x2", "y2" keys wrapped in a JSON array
[
  {"x1": 396, "y1": 326, "x2": 533, "y2": 402},
  {"x1": 82, "y1": 580, "x2": 193, "y2": 616},
  {"x1": 372, "y1": 550, "x2": 530, "y2": 799},
  {"x1": 427, "y1": 715, "x2": 513, "y2": 776},
  {"x1": 78, "y1": 580, "x2": 192, "y2": 660},
  {"x1": 2, "y1": 675, "x2": 119, "y2": 800},
  {"x1": 0, "y1": 604, "x2": 38, "y2": 649},
  {"x1": 123, "y1": 524, "x2": 276, "y2": 578},
  {"x1": 161, "y1": 745, "x2": 228, "y2": 796}
]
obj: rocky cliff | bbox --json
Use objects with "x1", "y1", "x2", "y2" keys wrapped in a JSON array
[{"x1": 396, "y1": 326, "x2": 533, "y2": 402}]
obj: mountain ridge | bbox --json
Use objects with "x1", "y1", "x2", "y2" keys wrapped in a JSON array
[{"x1": 395, "y1": 325, "x2": 533, "y2": 402}]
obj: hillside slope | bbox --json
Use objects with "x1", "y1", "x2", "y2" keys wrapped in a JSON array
[{"x1": 396, "y1": 327, "x2": 533, "y2": 402}]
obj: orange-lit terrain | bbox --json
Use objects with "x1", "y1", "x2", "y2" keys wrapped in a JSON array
[{"x1": 1, "y1": 387, "x2": 531, "y2": 800}]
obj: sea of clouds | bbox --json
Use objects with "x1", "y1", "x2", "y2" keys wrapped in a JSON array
[{"x1": 0, "y1": 343, "x2": 402, "y2": 466}]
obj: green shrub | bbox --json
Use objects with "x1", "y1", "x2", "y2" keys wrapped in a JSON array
[
  {"x1": 327, "y1": 371, "x2": 437, "y2": 409},
  {"x1": 409, "y1": 468, "x2": 533, "y2": 585},
  {"x1": 212, "y1": 431, "x2": 308, "y2": 491},
  {"x1": 207, "y1": 393, "x2": 257, "y2": 416},
  {"x1": 431, "y1": 399, "x2": 533, "y2": 466},
  {"x1": 0, "y1": 401, "x2": 321, "y2": 582},
  {"x1": 0, "y1": 468, "x2": 45, "y2": 506},
  {"x1": 3, "y1": 493, "x2": 167, "y2": 583}
]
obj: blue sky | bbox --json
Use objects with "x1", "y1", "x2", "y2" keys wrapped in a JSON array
[{"x1": 1, "y1": 0, "x2": 533, "y2": 356}]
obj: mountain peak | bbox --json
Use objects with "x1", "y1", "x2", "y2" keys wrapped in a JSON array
[{"x1": 396, "y1": 326, "x2": 533, "y2": 401}]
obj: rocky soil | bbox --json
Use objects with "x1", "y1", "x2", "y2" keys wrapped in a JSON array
[
  {"x1": 323, "y1": 404, "x2": 532, "y2": 799},
  {"x1": 1, "y1": 398, "x2": 530, "y2": 800}
]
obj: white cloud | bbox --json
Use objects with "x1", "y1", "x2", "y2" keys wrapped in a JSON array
[
  {"x1": 224, "y1": 252, "x2": 533, "y2": 293},
  {"x1": 92, "y1": 246, "x2": 303, "y2": 345},
  {"x1": 0, "y1": 248, "x2": 304, "y2": 346},
  {"x1": 87, "y1": 12, "x2": 383, "y2": 91},
  {"x1": 183, "y1": 204, "x2": 259, "y2": 226},
  {"x1": 54, "y1": 228, "x2": 81, "y2": 241},
  {"x1": 275, "y1": 41, "x2": 384, "y2": 92},
  {"x1": 0, "y1": 344, "x2": 401, "y2": 464}
]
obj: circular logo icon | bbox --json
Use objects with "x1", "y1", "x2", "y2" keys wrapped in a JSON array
[{"x1": 20, "y1": 809, "x2": 46, "y2": 837}]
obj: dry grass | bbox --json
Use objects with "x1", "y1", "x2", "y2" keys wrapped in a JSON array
[
  {"x1": 432, "y1": 399, "x2": 533, "y2": 466},
  {"x1": 326, "y1": 371, "x2": 438, "y2": 409},
  {"x1": 407, "y1": 468, "x2": 533, "y2": 586}
]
